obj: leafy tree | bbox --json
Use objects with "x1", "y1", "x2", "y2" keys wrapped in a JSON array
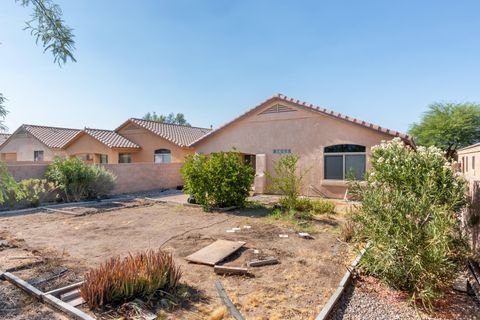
[
  {"x1": 409, "y1": 102, "x2": 480, "y2": 159},
  {"x1": 0, "y1": 0, "x2": 76, "y2": 131},
  {"x1": 143, "y1": 112, "x2": 190, "y2": 126}
]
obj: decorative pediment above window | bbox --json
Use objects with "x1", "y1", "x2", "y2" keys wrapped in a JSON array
[{"x1": 258, "y1": 104, "x2": 297, "y2": 115}]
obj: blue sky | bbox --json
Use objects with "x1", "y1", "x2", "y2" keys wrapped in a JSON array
[{"x1": 0, "y1": 1, "x2": 479, "y2": 133}]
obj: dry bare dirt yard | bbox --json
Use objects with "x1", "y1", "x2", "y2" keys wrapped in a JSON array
[{"x1": 0, "y1": 199, "x2": 349, "y2": 319}]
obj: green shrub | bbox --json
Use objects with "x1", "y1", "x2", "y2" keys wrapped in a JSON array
[
  {"x1": 45, "y1": 158, "x2": 116, "y2": 202},
  {"x1": 80, "y1": 250, "x2": 182, "y2": 308},
  {"x1": 310, "y1": 199, "x2": 335, "y2": 215},
  {"x1": 181, "y1": 151, "x2": 254, "y2": 209},
  {"x1": 87, "y1": 165, "x2": 116, "y2": 199},
  {"x1": 17, "y1": 179, "x2": 58, "y2": 207},
  {"x1": 349, "y1": 138, "x2": 467, "y2": 307}
]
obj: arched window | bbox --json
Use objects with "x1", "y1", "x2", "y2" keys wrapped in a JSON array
[
  {"x1": 324, "y1": 144, "x2": 366, "y2": 180},
  {"x1": 154, "y1": 149, "x2": 171, "y2": 163}
]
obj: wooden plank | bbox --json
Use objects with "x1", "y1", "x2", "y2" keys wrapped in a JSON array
[
  {"x1": 214, "y1": 280, "x2": 245, "y2": 320},
  {"x1": 29, "y1": 267, "x2": 68, "y2": 286},
  {"x1": 67, "y1": 297, "x2": 85, "y2": 307},
  {"x1": 186, "y1": 240, "x2": 246, "y2": 266},
  {"x1": 248, "y1": 257, "x2": 278, "y2": 267},
  {"x1": 43, "y1": 294, "x2": 95, "y2": 320},
  {"x1": 46, "y1": 281, "x2": 84, "y2": 297},
  {"x1": 1, "y1": 272, "x2": 44, "y2": 299},
  {"x1": 214, "y1": 265, "x2": 249, "y2": 276},
  {"x1": 5, "y1": 260, "x2": 43, "y2": 272},
  {"x1": 60, "y1": 289, "x2": 80, "y2": 301}
]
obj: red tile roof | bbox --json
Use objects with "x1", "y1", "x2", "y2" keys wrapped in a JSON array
[
  {"x1": 0, "y1": 133, "x2": 10, "y2": 146},
  {"x1": 190, "y1": 94, "x2": 413, "y2": 146},
  {"x1": 83, "y1": 128, "x2": 140, "y2": 149},
  {"x1": 21, "y1": 124, "x2": 81, "y2": 149},
  {"x1": 118, "y1": 118, "x2": 212, "y2": 147}
]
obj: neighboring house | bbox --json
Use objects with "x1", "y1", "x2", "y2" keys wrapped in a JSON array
[
  {"x1": 0, "y1": 124, "x2": 80, "y2": 162},
  {"x1": 114, "y1": 118, "x2": 212, "y2": 163},
  {"x1": 63, "y1": 128, "x2": 141, "y2": 164},
  {"x1": 0, "y1": 133, "x2": 11, "y2": 147},
  {"x1": 458, "y1": 144, "x2": 480, "y2": 181},
  {"x1": 190, "y1": 94, "x2": 413, "y2": 198}
]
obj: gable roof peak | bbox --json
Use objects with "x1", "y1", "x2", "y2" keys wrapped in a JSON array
[{"x1": 189, "y1": 94, "x2": 413, "y2": 147}]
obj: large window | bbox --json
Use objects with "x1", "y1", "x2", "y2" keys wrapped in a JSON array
[
  {"x1": 324, "y1": 144, "x2": 366, "y2": 180},
  {"x1": 154, "y1": 149, "x2": 171, "y2": 163},
  {"x1": 34, "y1": 150, "x2": 44, "y2": 162},
  {"x1": 119, "y1": 153, "x2": 132, "y2": 163}
]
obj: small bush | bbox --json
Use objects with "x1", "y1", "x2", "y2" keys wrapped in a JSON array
[
  {"x1": 279, "y1": 197, "x2": 335, "y2": 216},
  {"x1": 17, "y1": 179, "x2": 58, "y2": 207},
  {"x1": 80, "y1": 250, "x2": 182, "y2": 309},
  {"x1": 267, "y1": 154, "x2": 306, "y2": 211},
  {"x1": 181, "y1": 151, "x2": 254, "y2": 209},
  {"x1": 87, "y1": 165, "x2": 116, "y2": 199},
  {"x1": 349, "y1": 138, "x2": 467, "y2": 307},
  {"x1": 45, "y1": 158, "x2": 116, "y2": 202},
  {"x1": 311, "y1": 199, "x2": 335, "y2": 215}
]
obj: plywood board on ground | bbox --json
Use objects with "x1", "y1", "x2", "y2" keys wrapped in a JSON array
[{"x1": 186, "y1": 240, "x2": 246, "y2": 266}]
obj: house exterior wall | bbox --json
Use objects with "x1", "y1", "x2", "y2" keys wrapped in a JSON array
[
  {"x1": 458, "y1": 145, "x2": 480, "y2": 181},
  {"x1": 194, "y1": 100, "x2": 394, "y2": 198},
  {"x1": 64, "y1": 134, "x2": 120, "y2": 164},
  {"x1": 0, "y1": 133, "x2": 65, "y2": 162},
  {"x1": 117, "y1": 125, "x2": 194, "y2": 163}
]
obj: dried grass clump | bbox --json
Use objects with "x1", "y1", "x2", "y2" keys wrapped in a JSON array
[{"x1": 80, "y1": 249, "x2": 182, "y2": 308}]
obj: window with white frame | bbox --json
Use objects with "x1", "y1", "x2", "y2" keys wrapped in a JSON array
[
  {"x1": 34, "y1": 150, "x2": 44, "y2": 162},
  {"x1": 324, "y1": 144, "x2": 366, "y2": 180},
  {"x1": 154, "y1": 149, "x2": 171, "y2": 163}
]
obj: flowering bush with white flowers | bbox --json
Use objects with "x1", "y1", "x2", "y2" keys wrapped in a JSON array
[{"x1": 349, "y1": 138, "x2": 468, "y2": 307}]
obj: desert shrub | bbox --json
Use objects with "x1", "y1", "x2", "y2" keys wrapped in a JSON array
[
  {"x1": 181, "y1": 151, "x2": 254, "y2": 209},
  {"x1": 17, "y1": 179, "x2": 58, "y2": 207},
  {"x1": 0, "y1": 163, "x2": 23, "y2": 206},
  {"x1": 267, "y1": 154, "x2": 306, "y2": 211},
  {"x1": 80, "y1": 250, "x2": 182, "y2": 309},
  {"x1": 45, "y1": 158, "x2": 115, "y2": 201},
  {"x1": 349, "y1": 138, "x2": 467, "y2": 307},
  {"x1": 311, "y1": 199, "x2": 336, "y2": 214},
  {"x1": 87, "y1": 165, "x2": 116, "y2": 199},
  {"x1": 279, "y1": 197, "x2": 335, "y2": 217}
]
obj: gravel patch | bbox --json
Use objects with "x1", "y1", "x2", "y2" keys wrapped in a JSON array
[{"x1": 328, "y1": 278, "x2": 480, "y2": 320}]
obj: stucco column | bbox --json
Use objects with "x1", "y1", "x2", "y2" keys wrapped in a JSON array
[{"x1": 254, "y1": 154, "x2": 266, "y2": 194}]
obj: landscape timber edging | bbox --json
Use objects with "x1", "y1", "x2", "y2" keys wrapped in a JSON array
[{"x1": 315, "y1": 242, "x2": 370, "y2": 320}]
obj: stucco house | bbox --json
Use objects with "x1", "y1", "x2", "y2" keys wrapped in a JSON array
[
  {"x1": 0, "y1": 124, "x2": 80, "y2": 162},
  {"x1": 191, "y1": 94, "x2": 413, "y2": 198},
  {"x1": 113, "y1": 118, "x2": 211, "y2": 163},
  {"x1": 63, "y1": 128, "x2": 142, "y2": 164},
  {"x1": 458, "y1": 143, "x2": 480, "y2": 181}
]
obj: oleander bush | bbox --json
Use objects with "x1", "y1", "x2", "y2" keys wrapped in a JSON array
[
  {"x1": 80, "y1": 250, "x2": 182, "y2": 309},
  {"x1": 45, "y1": 158, "x2": 116, "y2": 201},
  {"x1": 349, "y1": 138, "x2": 468, "y2": 307},
  {"x1": 181, "y1": 151, "x2": 254, "y2": 209}
]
